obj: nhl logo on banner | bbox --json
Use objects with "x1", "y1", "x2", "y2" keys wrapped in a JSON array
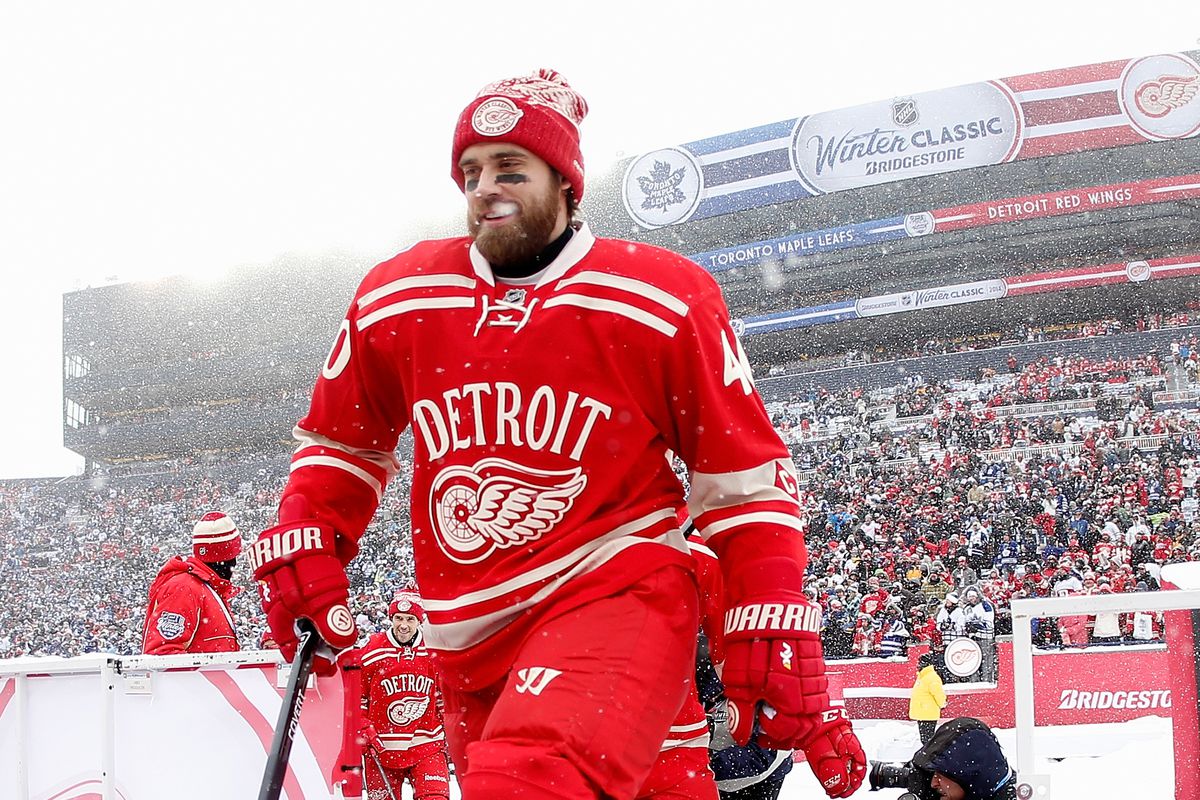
[
  {"x1": 473, "y1": 97, "x2": 524, "y2": 137},
  {"x1": 892, "y1": 97, "x2": 919, "y2": 127}
]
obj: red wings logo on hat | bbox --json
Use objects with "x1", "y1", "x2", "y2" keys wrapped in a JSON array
[
  {"x1": 478, "y1": 68, "x2": 588, "y2": 127},
  {"x1": 472, "y1": 97, "x2": 524, "y2": 137}
]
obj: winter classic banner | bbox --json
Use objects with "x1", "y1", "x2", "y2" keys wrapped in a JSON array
[{"x1": 621, "y1": 51, "x2": 1200, "y2": 229}]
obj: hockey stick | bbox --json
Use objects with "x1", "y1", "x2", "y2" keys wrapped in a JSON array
[
  {"x1": 258, "y1": 620, "x2": 320, "y2": 800},
  {"x1": 367, "y1": 747, "x2": 400, "y2": 800}
]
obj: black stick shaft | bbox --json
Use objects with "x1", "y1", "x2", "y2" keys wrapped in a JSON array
[
  {"x1": 258, "y1": 624, "x2": 320, "y2": 800},
  {"x1": 369, "y1": 747, "x2": 400, "y2": 800}
]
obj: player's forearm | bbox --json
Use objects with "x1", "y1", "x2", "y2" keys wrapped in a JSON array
[{"x1": 707, "y1": 525, "x2": 808, "y2": 598}]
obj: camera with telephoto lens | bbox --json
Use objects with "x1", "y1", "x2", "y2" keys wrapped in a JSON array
[{"x1": 868, "y1": 760, "x2": 934, "y2": 799}]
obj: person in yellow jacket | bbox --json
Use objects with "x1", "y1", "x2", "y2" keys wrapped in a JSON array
[{"x1": 909, "y1": 652, "x2": 947, "y2": 745}]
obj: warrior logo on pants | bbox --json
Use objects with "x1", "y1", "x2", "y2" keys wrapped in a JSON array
[{"x1": 429, "y1": 457, "x2": 586, "y2": 564}]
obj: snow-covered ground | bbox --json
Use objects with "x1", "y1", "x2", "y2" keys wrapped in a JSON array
[
  {"x1": 784, "y1": 716, "x2": 1173, "y2": 799},
  {"x1": 417, "y1": 716, "x2": 1173, "y2": 798}
]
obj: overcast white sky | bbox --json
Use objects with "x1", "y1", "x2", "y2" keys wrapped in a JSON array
[{"x1": 1, "y1": 1, "x2": 1198, "y2": 479}]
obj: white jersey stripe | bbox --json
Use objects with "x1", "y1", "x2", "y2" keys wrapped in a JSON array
[
  {"x1": 293, "y1": 428, "x2": 400, "y2": 478},
  {"x1": 689, "y1": 460, "x2": 801, "y2": 512},
  {"x1": 357, "y1": 296, "x2": 475, "y2": 331},
  {"x1": 702, "y1": 511, "x2": 807, "y2": 538},
  {"x1": 660, "y1": 732, "x2": 711, "y2": 750},
  {"x1": 555, "y1": 271, "x2": 689, "y2": 316},
  {"x1": 424, "y1": 530, "x2": 687, "y2": 652},
  {"x1": 421, "y1": 508, "x2": 679, "y2": 613},
  {"x1": 543, "y1": 294, "x2": 678, "y2": 337},
  {"x1": 357, "y1": 274, "x2": 476, "y2": 309},
  {"x1": 290, "y1": 455, "x2": 384, "y2": 501},
  {"x1": 377, "y1": 732, "x2": 446, "y2": 750}
]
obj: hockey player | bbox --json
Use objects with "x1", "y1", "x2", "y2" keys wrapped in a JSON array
[
  {"x1": 248, "y1": 68, "x2": 866, "y2": 799},
  {"x1": 142, "y1": 511, "x2": 242, "y2": 655},
  {"x1": 350, "y1": 591, "x2": 450, "y2": 800}
]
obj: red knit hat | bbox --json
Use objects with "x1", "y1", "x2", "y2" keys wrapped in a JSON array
[
  {"x1": 451, "y1": 68, "x2": 588, "y2": 200},
  {"x1": 388, "y1": 590, "x2": 425, "y2": 622},
  {"x1": 192, "y1": 511, "x2": 241, "y2": 563}
]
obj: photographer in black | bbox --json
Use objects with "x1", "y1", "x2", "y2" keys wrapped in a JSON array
[{"x1": 869, "y1": 718, "x2": 1016, "y2": 800}]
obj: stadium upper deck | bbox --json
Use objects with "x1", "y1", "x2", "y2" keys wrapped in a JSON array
[{"x1": 62, "y1": 49, "x2": 1200, "y2": 466}]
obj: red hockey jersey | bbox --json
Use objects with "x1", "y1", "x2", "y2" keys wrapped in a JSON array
[
  {"x1": 353, "y1": 629, "x2": 445, "y2": 769},
  {"x1": 282, "y1": 224, "x2": 807, "y2": 689},
  {"x1": 141, "y1": 556, "x2": 240, "y2": 655}
]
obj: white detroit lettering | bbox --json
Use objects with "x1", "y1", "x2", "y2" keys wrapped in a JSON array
[{"x1": 412, "y1": 382, "x2": 612, "y2": 461}]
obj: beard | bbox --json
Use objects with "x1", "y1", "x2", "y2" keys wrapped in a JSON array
[{"x1": 468, "y1": 183, "x2": 561, "y2": 269}]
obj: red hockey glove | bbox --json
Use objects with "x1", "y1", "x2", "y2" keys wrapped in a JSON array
[
  {"x1": 798, "y1": 708, "x2": 867, "y2": 798},
  {"x1": 722, "y1": 584, "x2": 832, "y2": 749},
  {"x1": 357, "y1": 722, "x2": 383, "y2": 753},
  {"x1": 248, "y1": 497, "x2": 357, "y2": 675}
]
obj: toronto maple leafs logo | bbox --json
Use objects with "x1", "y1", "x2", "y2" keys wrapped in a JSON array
[
  {"x1": 388, "y1": 696, "x2": 431, "y2": 727},
  {"x1": 621, "y1": 146, "x2": 703, "y2": 229},
  {"x1": 637, "y1": 160, "x2": 687, "y2": 213},
  {"x1": 429, "y1": 457, "x2": 587, "y2": 564}
]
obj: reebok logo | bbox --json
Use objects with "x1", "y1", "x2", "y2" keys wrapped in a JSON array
[
  {"x1": 725, "y1": 603, "x2": 821, "y2": 635},
  {"x1": 514, "y1": 666, "x2": 562, "y2": 696}
]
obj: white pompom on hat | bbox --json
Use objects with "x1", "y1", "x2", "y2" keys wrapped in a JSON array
[
  {"x1": 451, "y1": 68, "x2": 589, "y2": 199},
  {"x1": 192, "y1": 511, "x2": 241, "y2": 563}
]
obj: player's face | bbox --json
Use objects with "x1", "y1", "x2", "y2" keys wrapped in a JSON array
[
  {"x1": 459, "y1": 142, "x2": 570, "y2": 268},
  {"x1": 391, "y1": 613, "x2": 420, "y2": 643}
]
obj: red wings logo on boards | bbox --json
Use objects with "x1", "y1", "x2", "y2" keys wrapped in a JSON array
[
  {"x1": 429, "y1": 457, "x2": 586, "y2": 564},
  {"x1": 944, "y1": 637, "x2": 983, "y2": 677}
]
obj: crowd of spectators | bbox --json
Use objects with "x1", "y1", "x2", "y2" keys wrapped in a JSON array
[
  {"x1": 2, "y1": 320, "x2": 1199, "y2": 663},
  {"x1": 0, "y1": 458, "x2": 416, "y2": 659}
]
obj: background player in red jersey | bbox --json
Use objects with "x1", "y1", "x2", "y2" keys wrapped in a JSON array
[
  {"x1": 142, "y1": 510, "x2": 243, "y2": 655},
  {"x1": 348, "y1": 591, "x2": 450, "y2": 800},
  {"x1": 248, "y1": 68, "x2": 866, "y2": 799}
]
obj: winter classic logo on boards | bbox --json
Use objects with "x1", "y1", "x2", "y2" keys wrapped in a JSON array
[
  {"x1": 944, "y1": 637, "x2": 983, "y2": 677},
  {"x1": 1119, "y1": 53, "x2": 1200, "y2": 140},
  {"x1": 789, "y1": 82, "x2": 1021, "y2": 194},
  {"x1": 429, "y1": 457, "x2": 586, "y2": 564},
  {"x1": 622, "y1": 146, "x2": 704, "y2": 229}
]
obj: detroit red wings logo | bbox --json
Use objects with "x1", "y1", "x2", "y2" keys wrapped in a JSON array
[
  {"x1": 1134, "y1": 74, "x2": 1199, "y2": 118},
  {"x1": 430, "y1": 457, "x2": 587, "y2": 564},
  {"x1": 387, "y1": 696, "x2": 430, "y2": 727},
  {"x1": 472, "y1": 97, "x2": 524, "y2": 136}
]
